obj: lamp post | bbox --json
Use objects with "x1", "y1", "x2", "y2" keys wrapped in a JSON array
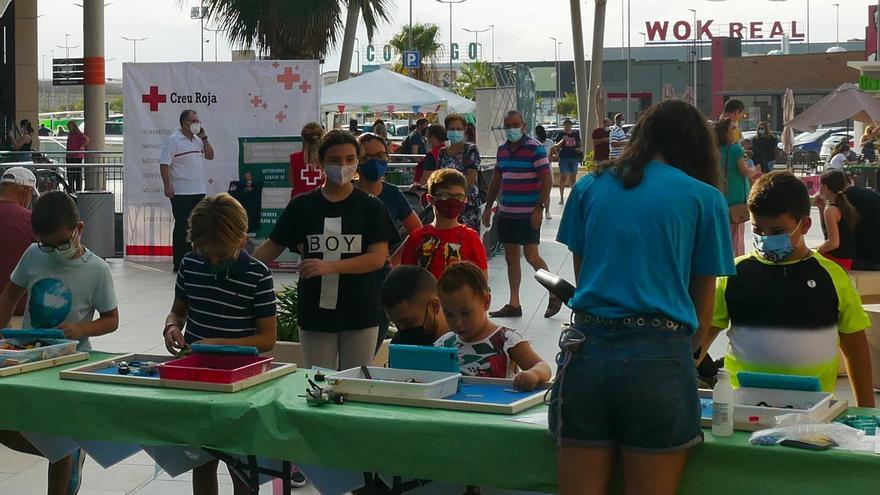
[
  {"x1": 639, "y1": 31, "x2": 647, "y2": 60},
  {"x1": 190, "y1": 1, "x2": 207, "y2": 62},
  {"x1": 551, "y1": 37, "x2": 561, "y2": 125},
  {"x1": 689, "y1": 8, "x2": 697, "y2": 109},
  {"x1": 121, "y1": 36, "x2": 147, "y2": 63},
  {"x1": 489, "y1": 24, "x2": 495, "y2": 62},
  {"x1": 436, "y1": 0, "x2": 467, "y2": 87},
  {"x1": 56, "y1": 34, "x2": 80, "y2": 110},
  {"x1": 626, "y1": 0, "x2": 631, "y2": 122},
  {"x1": 463, "y1": 27, "x2": 490, "y2": 61},
  {"x1": 832, "y1": 3, "x2": 840, "y2": 48}
]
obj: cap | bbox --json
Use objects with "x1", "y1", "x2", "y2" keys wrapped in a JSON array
[{"x1": 1, "y1": 167, "x2": 39, "y2": 196}]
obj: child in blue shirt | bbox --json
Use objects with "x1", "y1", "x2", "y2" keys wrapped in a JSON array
[{"x1": 554, "y1": 100, "x2": 735, "y2": 494}]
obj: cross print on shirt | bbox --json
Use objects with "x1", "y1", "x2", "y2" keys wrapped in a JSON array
[
  {"x1": 301, "y1": 165, "x2": 322, "y2": 187},
  {"x1": 307, "y1": 218, "x2": 362, "y2": 310},
  {"x1": 277, "y1": 67, "x2": 301, "y2": 90}
]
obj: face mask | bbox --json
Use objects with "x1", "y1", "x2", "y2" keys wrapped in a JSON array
[
  {"x1": 506, "y1": 128, "x2": 523, "y2": 143},
  {"x1": 758, "y1": 129, "x2": 766, "y2": 135},
  {"x1": 753, "y1": 223, "x2": 800, "y2": 262},
  {"x1": 48, "y1": 229, "x2": 81, "y2": 263},
  {"x1": 617, "y1": 120, "x2": 625, "y2": 126},
  {"x1": 433, "y1": 197, "x2": 467, "y2": 219},
  {"x1": 189, "y1": 122, "x2": 201, "y2": 135},
  {"x1": 359, "y1": 159, "x2": 388, "y2": 182},
  {"x1": 447, "y1": 130, "x2": 465, "y2": 144},
  {"x1": 324, "y1": 164, "x2": 357, "y2": 185},
  {"x1": 396, "y1": 303, "x2": 439, "y2": 346}
]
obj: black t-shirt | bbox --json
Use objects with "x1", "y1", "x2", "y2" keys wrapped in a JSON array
[
  {"x1": 404, "y1": 131, "x2": 427, "y2": 155},
  {"x1": 558, "y1": 132, "x2": 582, "y2": 160},
  {"x1": 270, "y1": 188, "x2": 400, "y2": 332},
  {"x1": 844, "y1": 186, "x2": 880, "y2": 263},
  {"x1": 229, "y1": 180, "x2": 263, "y2": 233}
]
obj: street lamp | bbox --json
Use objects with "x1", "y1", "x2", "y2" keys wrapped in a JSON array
[
  {"x1": 688, "y1": 8, "x2": 698, "y2": 108},
  {"x1": 462, "y1": 27, "x2": 490, "y2": 61},
  {"x1": 121, "y1": 36, "x2": 147, "y2": 63},
  {"x1": 639, "y1": 31, "x2": 647, "y2": 60},
  {"x1": 489, "y1": 24, "x2": 495, "y2": 63},
  {"x1": 204, "y1": 28, "x2": 222, "y2": 62},
  {"x1": 354, "y1": 37, "x2": 361, "y2": 74},
  {"x1": 56, "y1": 34, "x2": 80, "y2": 111},
  {"x1": 436, "y1": 0, "x2": 467, "y2": 87},
  {"x1": 550, "y1": 37, "x2": 561, "y2": 125},
  {"x1": 190, "y1": 1, "x2": 208, "y2": 62}
]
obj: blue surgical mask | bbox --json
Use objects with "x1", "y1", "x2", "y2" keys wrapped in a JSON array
[
  {"x1": 359, "y1": 159, "x2": 388, "y2": 182},
  {"x1": 447, "y1": 130, "x2": 465, "y2": 144},
  {"x1": 506, "y1": 128, "x2": 523, "y2": 143},
  {"x1": 753, "y1": 223, "x2": 800, "y2": 262}
]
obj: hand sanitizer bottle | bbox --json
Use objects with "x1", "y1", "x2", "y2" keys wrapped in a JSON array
[{"x1": 712, "y1": 368, "x2": 735, "y2": 437}]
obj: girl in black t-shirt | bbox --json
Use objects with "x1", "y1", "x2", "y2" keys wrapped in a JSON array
[{"x1": 254, "y1": 130, "x2": 398, "y2": 369}]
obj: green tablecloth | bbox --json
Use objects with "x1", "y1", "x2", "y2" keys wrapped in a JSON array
[{"x1": 1, "y1": 353, "x2": 879, "y2": 493}]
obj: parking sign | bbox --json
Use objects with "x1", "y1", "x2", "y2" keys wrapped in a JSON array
[{"x1": 403, "y1": 51, "x2": 421, "y2": 69}]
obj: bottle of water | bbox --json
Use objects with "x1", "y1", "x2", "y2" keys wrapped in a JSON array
[{"x1": 712, "y1": 368, "x2": 735, "y2": 437}]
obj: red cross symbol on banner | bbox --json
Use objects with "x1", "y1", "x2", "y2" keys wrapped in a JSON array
[
  {"x1": 301, "y1": 165, "x2": 323, "y2": 186},
  {"x1": 142, "y1": 86, "x2": 167, "y2": 112},
  {"x1": 275, "y1": 111, "x2": 287, "y2": 123},
  {"x1": 250, "y1": 95, "x2": 263, "y2": 108},
  {"x1": 299, "y1": 81, "x2": 312, "y2": 94},
  {"x1": 277, "y1": 67, "x2": 301, "y2": 90}
]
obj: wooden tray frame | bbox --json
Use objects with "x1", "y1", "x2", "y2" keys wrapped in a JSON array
[
  {"x1": 60, "y1": 353, "x2": 296, "y2": 393},
  {"x1": 698, "y1": 389, "x2": 849, "y2": 432},
  {"x1": 336, "y1": 376, "x2": 549, "y2": 414},
  {"x1": 0, "y1": 352, "x2": 89, "y2": 377}
]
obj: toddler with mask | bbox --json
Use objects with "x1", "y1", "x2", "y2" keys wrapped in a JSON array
[
  {"x1": 400, "y1": 168, "x2": 488, "y2": 279},
  {"x1": 701, "y1": 172, "x2": 874, "y2": 406}
]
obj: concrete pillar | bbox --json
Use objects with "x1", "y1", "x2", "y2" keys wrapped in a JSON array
[
  {"x1": 14, "y1": 0, "x2": 39, "y2": 146},
  {"x1": 83, "y1": 0, "x2": 105, "y2": 189},
  {"x1": 585, "y1": 1, "x2": 606, "y2": 151},
  {"x1": 569, "y1": 0, "x2": 590, "y2": 153}
]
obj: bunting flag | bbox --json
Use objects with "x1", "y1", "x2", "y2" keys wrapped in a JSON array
[
  {"x1": 411, "y1": 105, "x2": 421, "y2": 114},
  {"x1": 337, "y1": 105, "x2": 346, "y2": 113}
]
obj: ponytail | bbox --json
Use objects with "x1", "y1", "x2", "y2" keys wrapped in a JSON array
[{"x1": 821, "y1": 170, "x2": 860, "y2": 230}]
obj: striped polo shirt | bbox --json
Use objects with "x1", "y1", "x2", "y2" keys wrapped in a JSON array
[
  {"x1": 495, "y1": 135, "x2": 551, "y2": 219},
  {"x1": 175, "y1": 251, "x2": 276, "y2": 344},
  {"x1": 712, "y1": 251, "x2": 870, "y2": 392}
]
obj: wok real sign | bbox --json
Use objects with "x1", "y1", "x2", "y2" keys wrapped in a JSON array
[{"x1": 645, "y1": 20, "x2": 804, "y2": 43}]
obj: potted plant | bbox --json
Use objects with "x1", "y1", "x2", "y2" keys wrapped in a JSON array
[{"x1": 263, "y1": 284, "x2": 392, "y2": 366}]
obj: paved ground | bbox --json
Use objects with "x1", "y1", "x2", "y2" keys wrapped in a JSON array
[{"x1": 1, "y1": 189, "x2": 877, "y2": 494}]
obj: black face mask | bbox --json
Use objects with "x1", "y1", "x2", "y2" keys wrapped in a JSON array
[{"x1": 393, "y1": 303, "x2": 438, "y2": 346}]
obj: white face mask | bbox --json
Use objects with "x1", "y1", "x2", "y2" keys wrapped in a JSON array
[
  {"x1": 189, "y1": 122, "x2": 202, "y2": 135},
  {"x1": 324, "y1": 164, "x2": 358, "y2": 185}
]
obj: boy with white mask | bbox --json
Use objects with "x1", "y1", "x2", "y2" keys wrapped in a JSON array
[{"x1": 254, "y1": 130, "x2": 399, "y2": 370}]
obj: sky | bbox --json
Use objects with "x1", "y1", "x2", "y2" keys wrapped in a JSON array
[{"x1": 35, "y1": 0, "x2": 878, "y2": 80}]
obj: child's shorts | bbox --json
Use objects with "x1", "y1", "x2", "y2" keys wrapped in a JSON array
[
  {"x1": 558, "y1": 158, "x2": 580, "y2": 175},
  {"x1": 547, "y1": 322, "x2": 703, "y2": 452}
]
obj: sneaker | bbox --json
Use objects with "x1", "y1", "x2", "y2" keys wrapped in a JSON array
[
  {"x1": 545, "y1": 210, "x2": 552, "y2": 220},
  {"x1": 489, "y1": 304, "x2": 523, "y2": 318},
  {"x1": 67, "y1": 449, "x2": 86, "y2": 495},
  {"x1": 291, "y1": 467, "x2": 308, "y2": 488},
  {"x1": 544, "y1": 296, "x2": 563, "y2": 318}
]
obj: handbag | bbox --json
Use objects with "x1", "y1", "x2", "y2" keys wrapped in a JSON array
[{"x1": 723, "y1": 146, "x2": 749, "y2": 224}]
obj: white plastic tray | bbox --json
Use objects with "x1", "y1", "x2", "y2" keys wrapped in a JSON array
[
  {"x1": 700, "y1": 387, "x2": 844, "y2": 431},
  {"x1": 327, "y1": 367, "x2": 461, "y2": 399}
]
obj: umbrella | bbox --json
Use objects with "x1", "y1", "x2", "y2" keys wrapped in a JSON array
[
  {"x1": 594, "y1": 85, "x2": 607, "y2": 123},
  {"x1": 785, "y1": 83, "x2": 880, "y2": 132},
  {"x1": 681, "y1": 86, "x2": 695, "y2": 106},
  {"x1": 782, "y1": 88, "x2": 795, "y2": 155},
  {"x1": 662, "y1": 83, "x2": 677, "y2": 100}
]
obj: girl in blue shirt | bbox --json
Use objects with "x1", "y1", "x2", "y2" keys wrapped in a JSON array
[{"x1": 553, "y1": 100, "x2": 735, "y2": 494}]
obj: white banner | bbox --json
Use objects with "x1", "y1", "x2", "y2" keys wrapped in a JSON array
[{"x1": 123, "y1": 61, "x2": 320, "y2": 260}]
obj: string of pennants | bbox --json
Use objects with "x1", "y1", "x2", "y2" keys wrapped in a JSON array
[{"x1": 334, "y1": 104, "x2": 444, "y2": 115}]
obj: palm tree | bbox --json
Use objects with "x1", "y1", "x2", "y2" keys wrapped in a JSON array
[
  {"x1": 338, "y1": 0, "x2": 392, "y2": 81},
  {"x1": 388, "y1": 23, "x2": 443, "y2": 83},
  {"x1": 195, "y1": 0, "x2": 390, "y2": 60},
  {"x1": 452, "y1": 61, "x2": 496, "y2": 100}
]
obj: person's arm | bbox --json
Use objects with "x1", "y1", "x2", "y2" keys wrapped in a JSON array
[
  {"x1": 0, "y1": 283, "x2": 26, "y2": 329},
  {"x1": 465, "y1": 168, "x2": 477, "y2": 190},
  {"x1": 401, "y1": 211, "x2": 423, "y2": 234},
  {"x1": 198, "y1": 316, "x2": 277, "y2": 353},
  {"x1": 253, "y1": 239, "x2": 287, "y2": 264},
  {"x1": 817, "y1": 206, "x2": 841, "y2": 254},
  {"x1": 481, "y1": 168, "x2": 502, "y2": 227},
  {"x1": 163, "y1": 298, "x2": 189, "y2": 354},
  {"x1": 531, "y1": 169, "x2": 552, "y2": 230},
  {"x1": 160, "y1": 164, "x2": 175, "y2": 198},
  {"x1": 82, "y1": 133, "x2": 90, "y2": 148},
  {"x1": 509, "y1": 342, "x2": 552, "y2": 391},
  {"x1": 198, "y1": 128, "x2": 215, "y2": 160},
  {"x1": 689, "y1": 275, "x2": 717, "y2": 358},
  {"x1": 840, "y1": 331, "x2": 876, "y2": 407},
  {"x1": 299, "y1": 241, "x2": 388, "y2": 279},
  {"x1": 736, "y1": 157, "x2": 756, "y2": 178},
  {"x1": 58, "y1": 308, "x2": 119, "y2": 340}
]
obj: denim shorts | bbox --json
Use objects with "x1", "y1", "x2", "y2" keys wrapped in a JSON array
[
  {"x1": 558, "y1": 158, "x2": 580, "y2": 175},
  {"x1": 547, "y1": 323, "x2": 703, "y2": 452}
]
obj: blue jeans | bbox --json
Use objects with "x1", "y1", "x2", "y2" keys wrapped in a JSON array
[{"x1": 547, "y1": 323, "x2": 703, "y2": 452}]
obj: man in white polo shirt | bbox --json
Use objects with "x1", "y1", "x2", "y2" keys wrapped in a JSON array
[
  {"x1": 160, "y1": 109, "x2": 215, "y2": 271},
  {"x1": 608, "y1": 113, "x2": 629, "y2": 160}
]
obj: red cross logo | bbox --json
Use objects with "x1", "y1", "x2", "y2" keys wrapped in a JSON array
[
  {"x1": 301, "y1": 165, "x2": 322, "y2": 186},
  {"x1": 275, "y1": 111, "x2": 287, "y2": 123},
  {"x1": 299, "y1": 81, "x2": 312, "y2": 94},
  {"x1": 249, "y1": 95, "x2": 263, "y2": 108},
  {"x1": 142, "y1": 86, "x2": 167, "y2": 112},
  {"x1": 207, "y1": 177, "x2": 215, "y2": 185},
  {"x1": 277, "y1": 67, "x2": 301, "y2": 90}
]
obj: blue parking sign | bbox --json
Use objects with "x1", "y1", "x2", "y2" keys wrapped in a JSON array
[{"x1": 403, "y1": 51, "x2": 421, "y2": 69}]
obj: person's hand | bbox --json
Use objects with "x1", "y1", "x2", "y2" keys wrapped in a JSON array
[
  {"x1": 815, "y1": 195, "x2": 826, "y2": 210},
  {"x1": 531, "y1": 207, "x2": 544, "y2": 230},
  {"x1": 198, "y1": 126, "x2": 207, "y2": 140},
  {"x1": 163, "y1": 183, "x2": 175, "y2": 199},
  {"x1": 481, "y1": 208, "x2": 493, "y2": 228},
  {"x1": 513, "y1": 369, "x2": 541, "y2": 391},
  {"x1": 299, "y1": 258, "x2": 335, "y2": 279},
  {"x1": 58, "y1": 322, "x2": 85, "y2": 340},
  {"x1": 163, "y1": 323, "x2": 186, "y2": 354}
]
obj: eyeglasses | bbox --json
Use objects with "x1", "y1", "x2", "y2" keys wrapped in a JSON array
[
  {"x1": 362, "y1": 152, "x2": 388, "y2": 161},
  {"x1": 38, "y1": 229, "x2": 78, "y2": 253},
  {"x1": 432, "y1": 192, "x2": 467, "y2": 202}
]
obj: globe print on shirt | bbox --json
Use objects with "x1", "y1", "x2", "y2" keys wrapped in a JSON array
[{"x1": 28, "y1": 278, "x2": 73, "y2": 328}]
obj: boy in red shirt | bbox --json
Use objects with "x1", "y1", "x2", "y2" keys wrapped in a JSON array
[{"x1": 401, "y1": 169, "x2": 488, "y2": 278}]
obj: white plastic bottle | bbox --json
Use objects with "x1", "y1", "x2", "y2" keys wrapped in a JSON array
[{"x1": 712, "y1": 368, "x2": 735, "y2": 437}]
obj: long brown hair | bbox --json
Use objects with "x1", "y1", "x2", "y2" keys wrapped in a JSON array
[
  {"x1": 301, "y1": 122, "x2": 323, "y2": 165},
  {"x1": 601, "y1": 99, "x2": 720, "y2": 189},
  {"x1": 713, "y1": 118, "x2": 734, "y2": 147},
  {"x1": 821, "y1": 170, "x2": 860, "y2": 229}
]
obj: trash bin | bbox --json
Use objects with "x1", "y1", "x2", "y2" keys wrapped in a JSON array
[{"x1": 76, "y1": 191, "x2": 115, "y2": 258}]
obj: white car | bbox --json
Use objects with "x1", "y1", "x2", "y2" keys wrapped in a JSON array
[{"x1": 819, "y1": 133, "x2": 854, "y2": 161}]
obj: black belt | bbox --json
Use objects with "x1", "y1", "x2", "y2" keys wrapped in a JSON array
[{"x1": 573, "y1": 312, "x2": 685, "y2": 332}]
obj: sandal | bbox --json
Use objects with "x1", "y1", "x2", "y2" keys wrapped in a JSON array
[{"x1": 544, "y1": 296, "x2": 563, "y2": 318}]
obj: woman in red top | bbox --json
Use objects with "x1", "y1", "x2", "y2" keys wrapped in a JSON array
[{"x1": 289, "y1": 122, "x2": 324, "y2": 198}]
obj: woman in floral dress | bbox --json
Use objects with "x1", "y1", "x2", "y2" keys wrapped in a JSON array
[{"x1": 439, "y1": 113, "x2": 482, "y2": 232}]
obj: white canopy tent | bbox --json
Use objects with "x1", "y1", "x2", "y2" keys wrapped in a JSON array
[{"x1": 321, "y1": 69, "x2": 476, "y2": 116}]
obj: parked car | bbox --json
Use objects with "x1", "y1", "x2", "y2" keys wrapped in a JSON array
[
  {"x1": 791, "y1": 127, "x2": 846, "y2": 155},
  {"x1": 819, "y1": 133, "x2": 855, "y2": 161}
]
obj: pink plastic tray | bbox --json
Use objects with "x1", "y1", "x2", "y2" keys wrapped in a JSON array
[{"x1": 158, "y1": 354, "x2": 273, "y2": 384}]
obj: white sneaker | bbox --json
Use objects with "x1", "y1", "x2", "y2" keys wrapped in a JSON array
[{"x1": 545, "y1": 210, "x2": 552, "y2": 220}]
